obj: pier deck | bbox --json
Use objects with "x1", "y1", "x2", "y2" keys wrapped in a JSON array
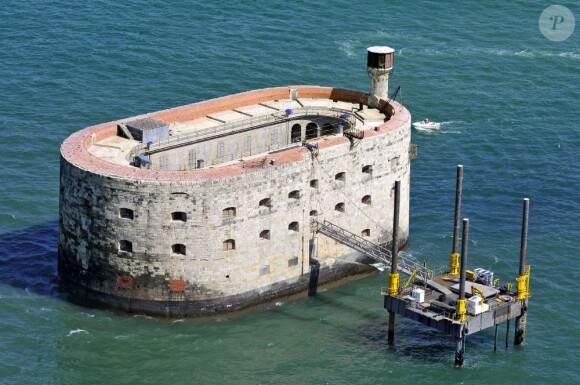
[{"x1": 384, "y1": 277, "x2": 523, "y2": 338}]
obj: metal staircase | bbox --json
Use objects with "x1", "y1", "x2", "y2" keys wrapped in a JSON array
[{"x1": 313, "y1": 220, "x2": 433, "y2": 282}]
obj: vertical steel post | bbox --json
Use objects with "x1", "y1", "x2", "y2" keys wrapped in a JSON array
[
  {"x1": 519, "y1": 198, "x2": 530, "y2": 277},
  {"x1": 387, "y1": 181, "x2": 401, "y2": 345},
  {"x1": 515, "y1": 198, "x2": 530, "y2": 346},
  {"x1": 505, "y1": 319, "x2": 510, "y2": 350},
  {"x1": 308, "y1": 233, "x2": 319, "y2": 296},
  {"x1": 458, "y1": 219, "x2": 469, "y2": 306},
  {"x1": 494, "y1": 324, "x2": 499, "y2": 352},
  {"x1": 455, "y1": 218, "x2": 469, "y2": 367},
  {"x1": 454, "y1": 336, "x2": 464, "y2": 367},
  {"x1": 450, "y1": 165, "x2": 463, "y2": 275}
]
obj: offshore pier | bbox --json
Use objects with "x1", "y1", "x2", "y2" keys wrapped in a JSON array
[
  {"x1": 378, "y1": 166, "x2": 531, "y2": 367},
  {"x1": 309, "y1": 165, "x2": 531, "y2": 367}
]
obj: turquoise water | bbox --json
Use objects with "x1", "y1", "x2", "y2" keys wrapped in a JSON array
[{"x1": 1, "y1": 1, "x2": 578, "y2": 383}]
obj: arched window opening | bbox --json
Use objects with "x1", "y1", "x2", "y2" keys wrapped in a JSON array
[
  {"x1": 223, "y1": 207, "x2": 236, "y2": 218},
  {"x1": 305, "y1": 122, "x2": 318, "y2": 140},
  {"x1": 335, "y1": 203, "x2": 345, "y2": 213},
  {"x1": 291, "y1": 124, "x2": 301, "y2": 143},
  {"x1": 335, "y1": 172, "x2": 346, "y2": 182},
  {"x1": 288, "y1": 190, "x2": 300, "y2": 200},
  {"x1": 362, "y1": 165, "x2": 373, "y2": 174},
  {"x1": 172, "y1": 244, "x2": 186, "y2": 255},
  {"x1": 223, "y1": 239, "x2": 235, "y2": 251},
  {"x1": 309, "y1": 210, "x2": 318, "y2": 216},
  {"x1": 119, "y1": 240, "x2": 132, "y2": 253},
  {"x1": 288, "y1": 222, "x2": 299, "y2": 232},
  {"x1": 119, "y1": 208, "x2": 134, "y2": 220},
  {"x1": 288, "y1": 256, "x2": 299, "y2": 267},
  {"x1": 362, "y1": 195, "x2": 372, "y2": 205},
  {"x1": 259, "y1": 198, "x2": 272, "y2": 208},
  {"x1": 119, "y1": 207, "x2": 133, "y2": 219},
  {"x1": 310, "y1": 179, "x2": 319, "y2": 189},
  {"x1": 361, "y1": 229, "x2": 371, "y2": 237},
  {"x1": 171, "y1": 212, "x2": 187, "y2": 222},
  {"x1": 260, "y1": 230, "x2": 271, "y2": 240}
]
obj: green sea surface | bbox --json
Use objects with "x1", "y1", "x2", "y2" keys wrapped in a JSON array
[{"x1": 0, "y1": 1, "x2": 578, "y2": 384}]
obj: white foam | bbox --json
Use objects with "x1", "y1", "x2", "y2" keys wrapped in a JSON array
[
  {"x1": 440, "y1": 120, "x2": 465, "y2": 126},
  {"x1": 338, "y1": 41, "x2": 356, "y2": 57},
  {"x1": 67, "y1": 329, "x2": 88, "y2": 336},
  {"x1": 402, "y1": 46, "x2": 579, "y2": 61}
]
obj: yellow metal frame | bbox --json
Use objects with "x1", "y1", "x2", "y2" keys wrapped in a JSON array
[
  {"x1": 456, "y1": 298, "x2": 467, "y2": 322},
  {"x1": 516, "y1": 265, "x2": 531, "y2": 300},
  {"x1": 388, "y1": 273, "x2": 400, "y2": 296},
  {"x1": 471, "y1": 286, "x2": 485, "y2": 305},
  {"x1": 449, "y1": 253, "x2": 460, "y2": 275},
  {"x1": 466, "y1": 270, "x2": 477, "y2": 281},
  {"x1": 403, "y1": 266, "x2": 418, "y2": 288}
]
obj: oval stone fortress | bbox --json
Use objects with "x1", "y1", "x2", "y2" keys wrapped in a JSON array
[{"x1": 58, "y1": 47, "x2": 413, "y2": 317}]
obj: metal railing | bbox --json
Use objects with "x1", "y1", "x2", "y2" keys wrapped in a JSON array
[{"x1": 146, "y1": 142, "x2": 303, "y2": 171}]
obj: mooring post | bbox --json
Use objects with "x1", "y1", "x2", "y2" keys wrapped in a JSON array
[
  {"x1": 505, "y1": 319, "x2": 510, "y2": 350},
  {"x1": 514, "y1": 198, "x2": 530, "y2": 346},
  {"x1": 387, "y1": 180, "x2": 401, "y2": 345},
  {"x1": 494, "y1": 324, "x2": 499, "y2": 352},
  {"x1": 449, "y1": 165, "x2": 463, "y2": 275},
  {"x1": 308, "y1": 233, "x2": 319, "y2": 296},
  {"x1": 455, "y1": 218, "x2": 469, "y2": 367}
]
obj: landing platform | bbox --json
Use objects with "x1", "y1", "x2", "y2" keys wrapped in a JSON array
[
  {"x1": 384, "y1": 275, "x2": 523, "y2": 337},
  {"x1": 385, "y1": 293, "x2": 522, "y2": 337}
]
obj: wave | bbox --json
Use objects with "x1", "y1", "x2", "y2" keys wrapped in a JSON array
[
  {"x1": 440, "y1": 120, "x2": 466, "y2": 126},
  {"x1": 337, "y1": 29, "x2": 431, "y2": 59},
  {"x1": 67, "y1": 329, "x2": 88, "y2": 336},
  {"x1": 401, "y1": 47, "x2": 579, "y2": 61},
  {"x1": 338, "y1": 41, "x2": 356, "y2": 57}
]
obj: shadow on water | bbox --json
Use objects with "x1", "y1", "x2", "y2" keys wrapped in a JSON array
[
  {"x1": 0, "y1": 221, "x2": 59, "y2": 297},
  {"x1": 350, "y1": 316, "x2": 494, "y2": 365}
]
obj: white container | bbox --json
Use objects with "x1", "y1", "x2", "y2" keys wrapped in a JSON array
[
  {"x1": 411, "y1": 288, "x2": 425, "y2": 303},
  {"x1": 467, "y1": 296, "x2": 490, "y2": 315}
]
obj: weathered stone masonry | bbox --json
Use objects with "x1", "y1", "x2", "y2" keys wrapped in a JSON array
[{"x1": 58, "y1": 85, "x2": 411, "y2": 317}]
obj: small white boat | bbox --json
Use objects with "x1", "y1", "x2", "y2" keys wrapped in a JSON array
[{"x1": 412, "y1": 120, "x2": 441, "y2": 131}]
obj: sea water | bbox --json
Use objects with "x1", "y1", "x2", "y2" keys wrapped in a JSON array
[{"x1": 0, "y1": 1, "x2": 578, "y2": 384}]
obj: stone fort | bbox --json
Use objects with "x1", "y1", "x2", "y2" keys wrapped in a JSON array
[{"x1": 58, "y1": 47, "x2": 413, "y2": 317}]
